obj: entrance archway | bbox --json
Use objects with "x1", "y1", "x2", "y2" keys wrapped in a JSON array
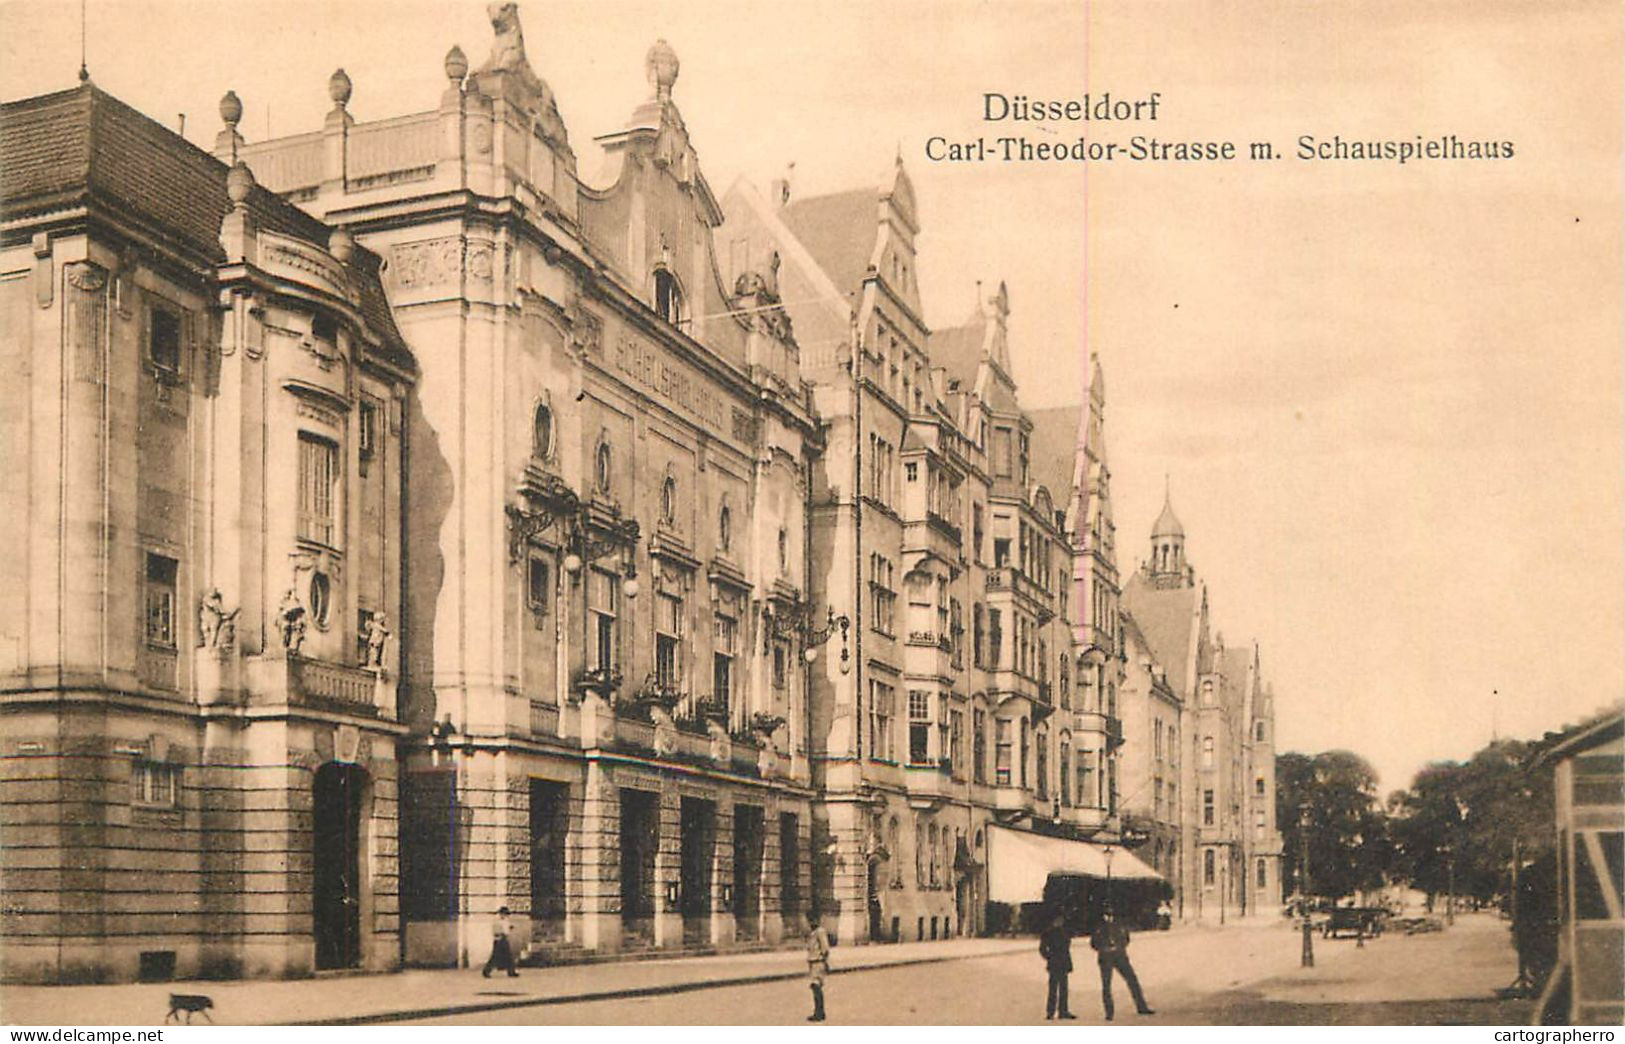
[{"x1": 313, "y1": 762, "x2": 366, "y2": 970}]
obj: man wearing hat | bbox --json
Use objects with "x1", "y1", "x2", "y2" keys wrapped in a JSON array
[
  {"x1": 482, "y1": 905, "x2": 520, "y2": 978},
  {"x1": 1089, "y1": 906, "x2": 1153, "y2": 1019},
  {"x1": 1039, "y1": 910, "x2": 1077, "y2": 1019}
]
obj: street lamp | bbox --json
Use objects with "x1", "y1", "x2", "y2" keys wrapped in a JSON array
[{"x1": 1298, "y1": 802, "x2": 1314, "y2": 968}]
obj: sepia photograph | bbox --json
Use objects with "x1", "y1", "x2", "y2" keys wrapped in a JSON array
[{"x1": 0, "y1": 0, "x2": 1620, "y2": 1030}]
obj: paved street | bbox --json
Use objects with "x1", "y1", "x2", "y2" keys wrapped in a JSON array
[
  {"x1": 0, "y1": 913, "x2": 1531, "y2": 1026},
  {"x1": 417, "y1": 914, "x2": 1529, "y2": 1026}
]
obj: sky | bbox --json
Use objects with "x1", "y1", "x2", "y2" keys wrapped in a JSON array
[{"x1": 2, "y1": 0, "x2": 1620, "y2": 793}]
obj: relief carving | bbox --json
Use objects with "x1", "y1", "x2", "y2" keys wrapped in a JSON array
[{"x1": 387, "y1": 237, "x2": 462, "y2": 290}]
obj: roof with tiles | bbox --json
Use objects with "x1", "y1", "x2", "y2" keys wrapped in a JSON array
[
  {"x1": 2, "y1": 84, "x2": 410, "y2": 368},
  {"x1": 777, "y1": 188, "x2": 878, "y2": 297},
  {"x1": 1028, "y1": 404, "x2": 1083, "y2": 506},
  {"x1": 1122, "y1": 572, "x2": 1201, "y2": 697}
]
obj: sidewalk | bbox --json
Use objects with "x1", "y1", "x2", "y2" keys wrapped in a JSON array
[{"x1": 0, "y1": 936, "x2": 1033, "y2": 1026}]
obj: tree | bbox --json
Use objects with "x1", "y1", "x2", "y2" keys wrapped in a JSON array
[
  {"x1": 1389, "y1": 739, "x2": 1553, "y2": 907},
  {"x1": 1277, "y1": 750, "x2": 1391, "y2": 901}
]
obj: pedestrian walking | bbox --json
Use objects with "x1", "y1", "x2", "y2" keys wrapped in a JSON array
[
  {"x1": 1039, "y1": 912, "x2": 1077, "y2": 1019},
  {"x1": 805, "y1": 910, "x2": 831, "y2": 1022},
  {"x1": 1089, "y1": 907, "x2": 1153, "y2": 1020},
  {"x1": 482, "y1": 905, "x2": 520, "y2": 978}
]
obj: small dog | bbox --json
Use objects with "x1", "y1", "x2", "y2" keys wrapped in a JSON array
[{"x1": 165, "y1": 993, "x2": 215, "y2": 1023}]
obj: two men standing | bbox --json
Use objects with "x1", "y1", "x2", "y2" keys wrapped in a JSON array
[{"x1": 1041, "y1": 906, "x2": 1155, "y2": 1021}]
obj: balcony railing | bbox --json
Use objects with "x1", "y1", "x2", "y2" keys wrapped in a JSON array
[
  {"x1": 925, "y1": 512, "x2": 962, "y2": 546},
  {"x1": 288, "y1": 656, "x2": 378, "y2": 714}
]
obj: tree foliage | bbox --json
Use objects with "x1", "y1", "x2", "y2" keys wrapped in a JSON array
[
  {"x1": 1387, "y1": 739, "x2": 1553, "y2": 904},
  {"x1": 1276, "y1": 749, "x2": 1391, "y2": 900}
]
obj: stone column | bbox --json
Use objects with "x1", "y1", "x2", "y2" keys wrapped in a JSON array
[{"x1": 572, "y1": 761, "x2": 620, "y2": 953}]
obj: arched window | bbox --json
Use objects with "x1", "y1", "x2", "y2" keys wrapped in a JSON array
[
  {"x1": 660, "y1": 474, "x2": 677, "y2": 525},
  {"x1": 718, "y1": 503, "x2": 732, "y2": 553},
  {"x1": 915, "y1": 820, "x2": 927, "y2": 886},
  {"x1": 594, "y1": 440, "x2": 612, "y2": 495},
  {"x1": 653, "y1": 269, "x2": 683, "y2": 325},
  {"x1": 532, "y1": 400, "x2": 553, "y2": 459}
]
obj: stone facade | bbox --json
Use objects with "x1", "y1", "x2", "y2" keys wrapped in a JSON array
[
  {"x1": 233, "y1": 19, "x2": 820, "y2": 966},
  {"x1": 2, "y1": 4, "x2": 1285, "y2": 981},
  {"x1": 0, "y1": 86, "x2": 414, "y2": 982}
]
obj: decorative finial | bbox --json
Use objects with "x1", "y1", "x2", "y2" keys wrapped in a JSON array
[
  {"x1": 645, "y1": 39, "x2": 679, "y2": 101},
  {"x1": 225, "y1": 161, "x2": 255, "y2": 208},
  {"x1": 220, "y1": 90, "x2": 242, "y2": 128},
  {"x1": 445, "y1": 45, "x2": 469, "y2": 83},
  {"x1": 328, "y1": 68, "x2": 352, "y2": 108}
]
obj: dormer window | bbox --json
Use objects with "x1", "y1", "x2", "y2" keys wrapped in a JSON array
[{"x1": 653, "y1": 269, "x2": 683, "y2": 325}]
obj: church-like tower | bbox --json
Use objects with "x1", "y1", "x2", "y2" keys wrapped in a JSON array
[{"x1": 1144, "y1": 486, "x2": 1194, "y2": 589}]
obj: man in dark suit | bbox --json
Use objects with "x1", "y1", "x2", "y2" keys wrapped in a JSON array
[
  {"x1": 1090, "y1": 907, "x2": 1154, "y2": 1020},
  {"x1": 1039, "y1": 912, "x2": 1077, "y2": 1019}
]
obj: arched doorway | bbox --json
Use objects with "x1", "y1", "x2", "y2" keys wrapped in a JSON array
[{"x1": 313, "y1": 762, "x2": 366, "y2": 970}]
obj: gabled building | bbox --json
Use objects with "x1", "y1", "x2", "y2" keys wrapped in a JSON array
[
  {"x1": 228, "y1": 10, "x2": 823, "y2": 964},
  {"x1": 0, "y1": 84, "x2": 415, "y2": 982}
]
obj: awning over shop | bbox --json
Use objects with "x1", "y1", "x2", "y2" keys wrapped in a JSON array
[{"x1": 986, "y1": 825, "x2": 1163, "y2": 904}]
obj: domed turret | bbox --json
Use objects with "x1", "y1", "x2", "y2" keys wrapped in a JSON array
[
  {"x1": 1151, "y1": 489, "x2": 1183, "y2": 539},
  {"x1": 1145, "y1": 482, "x2": 1190, "y2": 587}
]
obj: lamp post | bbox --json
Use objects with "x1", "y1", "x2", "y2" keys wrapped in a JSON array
[
  {"x1": 1298, "y1": 803, "x2": 1314, "y2": 968},
  {"x1": 1103, "y1": 843, "x2": 1116, "y2": 920}
]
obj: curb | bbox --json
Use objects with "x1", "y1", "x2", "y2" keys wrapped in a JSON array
[{"x1": 285, "y1": 944, "x2": 1032, "y2": 1026}]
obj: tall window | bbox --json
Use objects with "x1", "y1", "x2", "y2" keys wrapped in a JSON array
[
  {"x1": 1204, "y1": 849, "x2": 1216, "y2": 886},
  {"x1": 655, "y1": 593, "x2": 683, "y2": 689},
  {"x1": 949, "y1": 709, "x2": 963, "y2": 777},
  {"x1": 992, "y1": 427, "x2": 1013, "y2": 478},
  {"x1": 868, "y1": 435, "x2": 894, "y2": 507},
  {"x1": 1202, "y1": 736, "x2": 1214, "y2": 769},
  {"x1": 1020, "y1": 718, "x2": 1030, "y2": 788},
  {"x1": 359, "y1": 399, "x2": 381, "y2": 464},
  {"x1": 527, "y1": 554, "x2": 550, "y2": 615},
  {"x1": 1203, "y1": 788, "x2": 1215, "y2": 826},
  {"x1": 1255, "y1": 720, "x2": 1267, "y2": 742},
  {"x1": 713, "y1": 606, "x2": 738, "y2": 715},
  {"x1": 973, "y1": 709, "x2": 987, "y2": 784},
  {"x1": 588, "y1": 569, "x2": 619, "y2": 675},
  {"x1": 1035, "y1": 727, "x2": 1048, "y2": 801},
  {"x1": 1257, "y1": 858, "x2": 1268, "y2": 889},
  {"x1": 1255, "y1": 777, "x2": 1266, "y2": 797},
  {"x1": 972, "y1": 504, "x2": 984, "y2": 562},
  {"x1": 972, "y1": 604, "x2": 985, "y2": 667},
  {"x1": 869, "y1": 554, "x2": 896, "y2": 635},
  {"x1": 718, "y1": 504, "x2": 732, "y2": 553},
  {"x1": 908, "y1": 690, "x2": 931, "y2": 764},
  {"x1": 144, "y1": 553, "x2": 178, "y2": 649},
  {"x1": 1079, "y1": 748, "x2": 1095, "y2": 807},
  {"x1": 149, "y1": 307, "x2": 181, "y2": 374},
  {"x1": 654, "y1": 269, "x2": 683, "y2": 324},
  {"x1": 1059, "y1": 740, "x2": 1072, "y2": 807},
  {"x1": 987, "y1": 608, "x2": 1003, "y2": 668},
  {"x1": 297, "y1": 434, "x2": 339, "y2": 546},
  {"x1": 772, "y1": 639, "x2": 789, "y2": 690},
  {"x1": 660, "y1": 476, "x2": 677, "y2": 525},
  {"x1": 868, "y1": 681, "x2": 895, "y2": 761},
  {"x1": 995, "y1": 719, "x2": 1012, "y2": 786}
]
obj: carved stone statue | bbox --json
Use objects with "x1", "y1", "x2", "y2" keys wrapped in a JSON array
[
  {"x1": 278, "y1": 588, "x2": 307, "y2": 656},
  {"x1": 484, "y1": 3, "x2": 527, "y2": 72},
  {"x1": 198, "y1": 589, "x2": 240, "y2": 650},
  {"x1": 362, "y1": 611, "x2": 391, "y2": 669}
]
